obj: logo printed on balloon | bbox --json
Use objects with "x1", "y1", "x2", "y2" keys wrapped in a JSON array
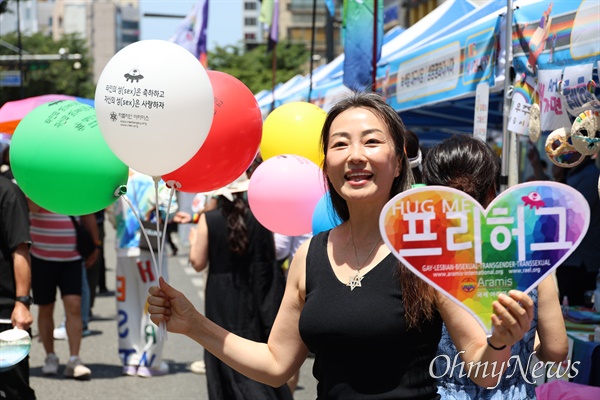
[
  {"x1": 10, "y1": 101, "x2": 129, "y2": 215},
  {"x1": 379, "y1": 182, "x2": 590, "y2": 333},
  {"x1": 162, "y1": 71, "x2": 262, "y2": 193},
  {"x1": 124, "y1": 68, "x2": 144, "y2": 83}
]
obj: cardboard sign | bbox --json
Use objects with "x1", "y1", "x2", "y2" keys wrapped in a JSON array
[{"x1": 379, "y1": 182, "x2": 590, "y2": 333}]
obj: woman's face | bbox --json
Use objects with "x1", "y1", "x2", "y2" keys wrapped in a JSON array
[{"x1": 325, "y1": 107, "x2": 401, "y2": 205}]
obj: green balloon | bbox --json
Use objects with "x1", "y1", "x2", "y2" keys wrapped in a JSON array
[{"x1": 11, "y1": 100, "x2": 129, "y2": 215}]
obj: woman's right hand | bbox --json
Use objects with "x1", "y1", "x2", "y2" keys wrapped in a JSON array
[
  {"x1": 488, "y1": 290, "x2": 535, "y2": 349},
  {"x1": 148, "y1": 277, "x2": 199, "y2": 335}
]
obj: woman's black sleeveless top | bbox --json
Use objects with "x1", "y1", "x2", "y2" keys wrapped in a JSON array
[{"x1": 299, "y1": 231, "x2": 443, "y2": 399}]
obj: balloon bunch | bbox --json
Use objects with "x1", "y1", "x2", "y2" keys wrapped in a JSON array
[
  {"x1": 247, "y1": 102, "x2": 341, "y2": 236},
  {"x1": 10, "y1": 39, "x2": 342, "y2": 259}
]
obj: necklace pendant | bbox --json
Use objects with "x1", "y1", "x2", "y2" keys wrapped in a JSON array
[{"x1": 347, "y1": 271, "x2": 364, "y2": 291}]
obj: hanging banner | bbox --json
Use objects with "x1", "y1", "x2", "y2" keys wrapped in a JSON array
[
  {"x1": 559, "y1": 63, "x2": 600, "y2": 116},
  {"x1": 382, "y1": 12, "x2": 498, "y2": 112},
  {"x1": 512, "y1": 0, "x2": 600, "y2": 76},
  {"x1": 474, "y1": 82, "x2": 489, "y2": 141},
  {"x1": 538, "y1": 69, "x2": 572, "y2": 132},
  {"x1": 343, "y1": 0, "x2": 384, "y2": 92},
  {"x1": 379, "y1": 183, "x2": 590, "y2": 333},
  {"x1": 508, "y1": 75, "x2": 537, "y2": 135}
]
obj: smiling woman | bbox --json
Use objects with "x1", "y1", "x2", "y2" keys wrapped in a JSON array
[{"x1": 147, "y1": 92, "x2": 536, "y2": 400}]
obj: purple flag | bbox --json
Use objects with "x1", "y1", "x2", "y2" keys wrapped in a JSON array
[
  {"x1": 270, "y1": 0, "x2": 279, "y2": 44},
  {"x1": 169, "y1": 0, "x2": 209, "y2": 67}
]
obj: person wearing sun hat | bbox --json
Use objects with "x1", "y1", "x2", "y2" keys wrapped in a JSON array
[{"x1": 180, "y1": 172, "x2": 292, "y2": 400}]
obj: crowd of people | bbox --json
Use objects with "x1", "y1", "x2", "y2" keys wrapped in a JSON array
[{"x1": 1, "y1": 91, "x2": 599, "y2": 399}]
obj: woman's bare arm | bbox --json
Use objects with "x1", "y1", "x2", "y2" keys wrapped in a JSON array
[
  {"x1": 148, "y1": 238, "x2": 311, "y2": 386},
  {"x1": 188, "y1": 213, "x2": 209, "y2": 272},
  {"x1": 438, "y1": 290, "x2": 534, "y2": 388},
  {"x1": 534, "y1": 275, "x2": 568, "y2": 362}
]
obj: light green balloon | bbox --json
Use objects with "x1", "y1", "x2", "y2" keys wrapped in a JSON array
[{"x1": 11, "y1": 100, "x2": 129, "y2": 215}]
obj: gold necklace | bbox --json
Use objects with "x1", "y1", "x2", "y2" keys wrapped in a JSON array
[{"x1": 347, "y1": 224, "x2": 382, "y2": 291}]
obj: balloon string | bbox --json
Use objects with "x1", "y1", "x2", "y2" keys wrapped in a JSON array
[
  {"x1": 122, "y1": 192, "x2": 166, "y2": 341},
  {"x1": 160, "y1": 186, "x2": 176, "y2": 270},
  {"x1": 158, "y1": 185, "x2": 176, "y2": 342},
  {"x1": 121, "y1": 194, "x2": 159, "y2": 279},
  {"x1": 152, "y1": 177, "x2": 168, "y2": 342},
  {"x1": 152, "y1": 178, "x2": 162, "y2": 276}
]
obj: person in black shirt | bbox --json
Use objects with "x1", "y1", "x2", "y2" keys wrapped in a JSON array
[{"x1": 0, "y1": 175, "x2": 36, "y2": 400}]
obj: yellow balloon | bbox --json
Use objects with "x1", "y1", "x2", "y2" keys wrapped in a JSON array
[{"x1": 260, "y1": 102, "x2": 327, "y2": 167}]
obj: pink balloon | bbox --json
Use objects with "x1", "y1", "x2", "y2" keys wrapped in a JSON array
[{"x1": 248, "y1": 155, "x2": 326, "y2": 236}]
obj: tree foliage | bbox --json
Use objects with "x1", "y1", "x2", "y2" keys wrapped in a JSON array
[
  {"x1": 0, "y1": 0, "x2": 11, "y2": 15},
  {"x1": 0, "y1": 31, "x2": 95, "y2": 105},
  {"x1": 208, "y1": 41, "x2": 310, "y2": 94}
]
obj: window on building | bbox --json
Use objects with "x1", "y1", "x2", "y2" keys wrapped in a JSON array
[
  {"x1": 289, "y1": 27, "x2": 326, "y2": 45},
  {"x1": 290, "y1": 0, "x2": 316, "y2": 11},
  {"x1": 244, "y1": 1, "x2": 257, "y2": 10},
  {"x1": 407, "y1": 0, "x2": 437, "y2": 27},
  {"x1": 245, "y1": 33, "x2": 256, "y2": 40},
  {"x1": 122, "y1": 20, "x2": 139, "y2": 30},
  {"x1": 245, "y1": 17, "x2": 257, "y2": 26},
  {"x1": 122, "y1": 34, "x2": 139, "y2": 43}
]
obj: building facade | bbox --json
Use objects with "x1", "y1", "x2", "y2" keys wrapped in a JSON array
[
  {"x1": 243, "y1": 0, "x2": 262, "y2": 47},
  {"x1": 52, "y1": 0, "x2": 139, "y2": 83},
  {"x1": 1, "y1": 0, "x2": 139, "y2": 83}
]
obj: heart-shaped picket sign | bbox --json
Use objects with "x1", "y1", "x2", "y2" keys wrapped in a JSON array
[{"x1": 379, "y1": 182, "x2": 590, "y2": 333}]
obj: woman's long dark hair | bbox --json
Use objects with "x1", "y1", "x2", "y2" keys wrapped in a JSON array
[
  {"x1": 422, "y1": 134, "x2": 500, "y2": 206},
  {"x1": 320, "y1": 92, "x2": 435, "y2": 328},
  {"x1": 218, "y1": 193, "x2": 249, "y2": 255}
]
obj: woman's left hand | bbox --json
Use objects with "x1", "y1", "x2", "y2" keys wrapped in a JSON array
[{"x1": 488, "y1": 290, "x2": 535, "y2": 348}]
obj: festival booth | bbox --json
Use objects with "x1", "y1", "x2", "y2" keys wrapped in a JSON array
[
  {"x1": 256, "y1": 25, "x2": 405, "y2": 117},
  {"x1": 256, "y1": 73, "x2": 305, "y2": 119},
  {"x1": 375, "y1": 0, "x2": 600, "y2": 166},
  {"x1": 374, "y1": 0, "x2": 508, "y2": 133},
  {"x1": 273, "y1": 24, "x2": 407, "y2": 104},
  {"x1": 257, "y1": 0, "x2": 477, "y2": 118}
]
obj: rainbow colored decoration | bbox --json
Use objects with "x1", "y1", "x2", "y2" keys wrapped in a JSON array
[
  {"x1": 379, "y1": 182, "x2": 590, "y2": 333},
  {"x1": 512, "y1": 75, "x2": 537, "y2": 105}
]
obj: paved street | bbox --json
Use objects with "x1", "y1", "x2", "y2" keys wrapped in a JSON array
[{"x1": 27, "y1": 222, "x2": 317, "y2": 400}]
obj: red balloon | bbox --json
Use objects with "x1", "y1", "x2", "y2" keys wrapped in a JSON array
[{"x1": 162, "y1": 71, "x2": 262, "y2": 192}]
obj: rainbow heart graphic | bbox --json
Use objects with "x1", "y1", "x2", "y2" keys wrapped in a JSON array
[{"x1": 379, "y1": 182, "x2": 590, "y2": 333}]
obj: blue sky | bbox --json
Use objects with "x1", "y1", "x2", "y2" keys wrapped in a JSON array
[{"x1": 139, "y1": 1, "x2": 243, "y2": 51}]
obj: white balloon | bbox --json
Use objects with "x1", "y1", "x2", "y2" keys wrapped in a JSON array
[{"x1": 95, "y1": 40, "x2": 214, "y2": 176}]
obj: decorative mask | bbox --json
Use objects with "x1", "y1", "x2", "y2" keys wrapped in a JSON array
[{"x1": 544, "y1": 127, "x2": 584, "y2": 168}]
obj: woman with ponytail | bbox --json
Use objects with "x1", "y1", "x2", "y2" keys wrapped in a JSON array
[{"x1": 186, "y1": 173, "x2": 292, "y2": 400}]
